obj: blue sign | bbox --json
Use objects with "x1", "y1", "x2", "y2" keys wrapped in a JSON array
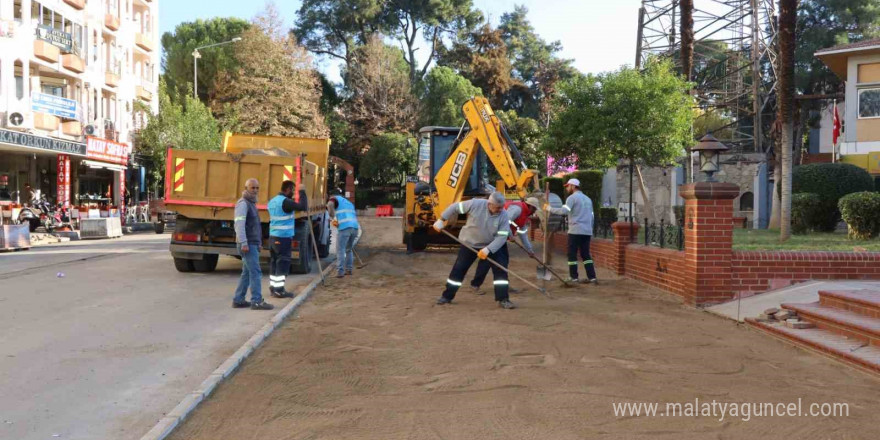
[{"x1": 31, "y1": 93, "x2": 78, "y2": 120}]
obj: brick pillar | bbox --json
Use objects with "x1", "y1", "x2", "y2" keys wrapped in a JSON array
[
  {"x1": 679, "y1": 182, "x2": 739, "y2": 306},
  {"x1": 610, "y1": 222, "x2": 639, "y2": 275}
]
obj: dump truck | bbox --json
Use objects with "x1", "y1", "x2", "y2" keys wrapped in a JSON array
[{"x1": 164, "y1": 132, "x2": 332, "y2": 274}]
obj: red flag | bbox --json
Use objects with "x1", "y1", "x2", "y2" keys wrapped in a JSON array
[{"x1": 832, "y1": 101, "x2": 841, "y2": 146}]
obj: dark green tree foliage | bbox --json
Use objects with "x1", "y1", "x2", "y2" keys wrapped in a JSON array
[
  {"x1": 498, "y1": 5, "x2": 576, "y2": 118},
  {"x1": 790, "y1": 163, "x2": 875, "y2": 231},
  {"x1": 359, "y1": 132, "x2": 417, "y2": 186},
  {"x1": 417, "y1": 66, "x2": 482, "y2": 128},
  {"x1": 544, "y1": 58, "x2": 693, "y2": 169},
  {"x1": 438, "y1": 23, "x2": 514, "y2": 108},
  {"x1": 496, "y1": 109, "x2": 543, "y2": 170},
  {"x1": 292, "y1": 0, "x2": 383, "y2": 69},
  {"x1": 161, "y1": 18, "x2": 250, "y2": 102},
  {"x1": 539, "y1": 176, "x2": 565, "y2": 201}
]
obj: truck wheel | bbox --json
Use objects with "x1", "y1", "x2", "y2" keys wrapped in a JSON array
[
  {"x1": 290, "y1": 225, "x2": 312, "y2": 274},
  {"x1": 192, "y1": 254, "x2": 219, "y2": 272},
  {"x1": 174, "y1": 257, "x2": 195, "y2": 272}
]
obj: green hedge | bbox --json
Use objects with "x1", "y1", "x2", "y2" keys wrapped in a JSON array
[
  {"x1": 791, "y1": 193, "x2": 822, "y2": 235},
  {"x1": 539, "y1": 177, "x2": 565, "y2": 201},
  {"x1": 788, "y1": 163, "x2": 875, "y2": 231},
  {"x1": 839, "y1": 191, "x2": 880, "y2": 240}
]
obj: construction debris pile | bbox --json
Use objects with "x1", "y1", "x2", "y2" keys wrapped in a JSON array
[{"x1": 756, "y1": 307, "x2": 815, "y2": 329}]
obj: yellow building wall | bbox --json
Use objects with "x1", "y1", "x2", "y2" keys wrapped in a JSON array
[
  {"x1": 858, "y1": 63, "x2": 880, "y2": 83},
  {"x1": 841, "y1": 154, "x2": 869, "y2": 170},
  {"x1": 856, "y1": 118, "x2": 880, "y2": 142}
]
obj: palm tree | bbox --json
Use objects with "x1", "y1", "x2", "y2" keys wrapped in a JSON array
[
  {"x1": 680, "y1": 0, "x2": 694, "y2": 81},
  {"x1": 778, "y1": 0, "x2": 797, "y2": 241}
]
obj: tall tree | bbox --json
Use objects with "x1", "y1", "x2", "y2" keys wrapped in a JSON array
[
  {"x1": 545, "y1": 59, "x2": 693, "y2": 221},
  {"x1": 383, "y1": 0, "x2": 483, "y2": 85},
  {"x1": 498, "y1": 5, "x2": 575, "y2": 118},
  {"x1": 136, "y1": 78, "x2": 222, "y2": 193},
  {"x1": 359, "y1": 132, "x2": 417, "y2": 187},
  {"x1": 292, "y1": 0, "x2": 384, "y2": 71},
  {"x1": 778, "y1": 0, "x2": 798, "y2": 241},
  {"x1": 213, "y1": 11, "x2": 328, "y2": 138},
  {"x1": 160, "y1": 18, "x2": 250, "y2": 102},
  {"x1": 680, "y1": 0, "x2": 694, "y2": 81},
  {"x1": 438, "y1": 23, "x2": 514, "y2": 108},
  {"x1": 343, "y1": 36, "x2": 418, "y2": 150},
  {"x1": 417, "y1": 66, "x2": 482, "y2": 128},
  {"x1": 496, "y1": 109, "x2": 544, "y2": 170}
]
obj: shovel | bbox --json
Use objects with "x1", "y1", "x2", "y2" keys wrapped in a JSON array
[
  {"x1": 511, "y1": 240, "x2": 571, "y2": 286},
  {"x1": 352, "y1": 227, "x2": 367, "y2": 269}
]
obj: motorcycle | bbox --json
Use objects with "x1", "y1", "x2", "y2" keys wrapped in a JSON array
[{"x1": 18, "y1": 195, "x2": 70, "y2": 233}]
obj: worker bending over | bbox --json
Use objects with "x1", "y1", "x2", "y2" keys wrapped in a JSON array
[
  {"x1": 545, "y1": 178, "x2": 597, "y2": 284},
  {"x1": 328, "y1": 189, "x2": 360, "y2": 278},
  {"x1": 469, "y1": 197, "x2": 541, "y2": 294},
  {"x1": 267, "y1": 180, "x2": 308, "y2": 298},
  {"x1": 434, "y1": 192, "x2": 516, "y2": 309}
]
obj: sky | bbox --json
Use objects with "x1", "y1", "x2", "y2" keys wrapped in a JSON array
[{"x1": 159, "y1": 0, "x2": 641, "y2": 83}]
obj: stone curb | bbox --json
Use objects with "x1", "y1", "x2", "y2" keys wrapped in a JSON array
[{"x1": 139, "y1": 262, "x2": 336, "y2": 440}]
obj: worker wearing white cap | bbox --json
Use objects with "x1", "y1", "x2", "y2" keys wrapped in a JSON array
[{"x1": 545, "y1": 178, "x2": 597, "y2": 284}]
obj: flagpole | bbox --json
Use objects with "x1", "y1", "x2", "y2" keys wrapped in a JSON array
[{"x1": 832, "y1": 100, "x2": 838, "y2": 163}]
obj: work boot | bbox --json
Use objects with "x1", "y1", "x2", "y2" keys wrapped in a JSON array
[
  {"x1": 470, "y1": 285, "x2": 485, "y2": 295},
  {"x1": 346, "y1": 270, "x2": 353, "y2": 276},
  {"x1": 271, "y1": 290, "x2": 295, "y2": 299},
  {"x1": 564, "y1": 277, "x2": 580, "y2": 284},
  {"x1": 436, "y1": 297, "x2": 453, "y2": 305},
  {"x1": 232, "y1": 300, "x2": 251, "y2": 309},
  {"x1": 251, "y1": 301, "x2": 275, "y2": 310},
  {"x1": 588, "y1": 279, "x2": 599, "y2": 285},
  {"x1": 336, "y1": 272, "x2": 345, "y2": 278},
  {"x1": 498, "y1": 299, "x2": 517, "y2": 309}
]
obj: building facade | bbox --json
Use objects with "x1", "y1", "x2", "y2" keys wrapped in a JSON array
[
  {"x1": 816, "y1": 38, "x2": 880, "y2": 182},
  {"x1": 0, "y1": 0, "x2": 158, "y2": 210}
]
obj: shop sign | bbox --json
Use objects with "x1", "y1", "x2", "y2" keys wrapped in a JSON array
[
  {"x1": 0, "y1": 128, "x2": 86, "y2": 155},
  {"x1": 57, "y1": 154, "x2": 71, "y2": 208},
  {"x1": 35, "y1": 25, "x2": 79, "y2": 56},
  {"x1": 86, "y1": 136, "x2": 130, "y2": 166},
  {"x1": 31, "y1": 92, "x2": 78, "y2": 120}
]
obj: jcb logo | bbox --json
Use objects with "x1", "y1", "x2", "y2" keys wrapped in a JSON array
[
  {"x1": 480, "y1": 109, "x2": 490, "y2": 122},
  {"x1": 447, "y1": 152, "x2": 468, "y2": 187}
]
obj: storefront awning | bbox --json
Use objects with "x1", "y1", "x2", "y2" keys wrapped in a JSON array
[{"x1": 82, "y1": 160, "x2": 127, "y2": 172}]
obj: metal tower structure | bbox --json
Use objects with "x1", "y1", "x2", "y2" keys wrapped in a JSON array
[{"x1": 636, "y1": 0, "x2": 779, "y2": 153}]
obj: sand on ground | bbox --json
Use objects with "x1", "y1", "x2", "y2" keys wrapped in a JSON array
[{"x1": 169, "y1": 246, "x2": 880, "y2": 440}]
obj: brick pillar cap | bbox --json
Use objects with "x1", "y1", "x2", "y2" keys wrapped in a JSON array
[
  {"x1": 611, "y1": 221, "x2": 640, "y2": 231},
  {"x1": 679, "y1": 182, "x2": 740, "y2": 200}
]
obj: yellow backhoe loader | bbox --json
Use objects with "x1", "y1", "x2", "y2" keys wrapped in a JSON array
[{"x1": 403, "y1": 97, "x2": 539, "y2": 252}]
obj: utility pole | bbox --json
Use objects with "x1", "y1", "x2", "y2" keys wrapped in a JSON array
[{"x1": 751, "y1": 0, "x2": 763, "y2": 153}]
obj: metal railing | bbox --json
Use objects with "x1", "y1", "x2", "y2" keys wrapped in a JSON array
[
  {"x1": 594, "y1": 217, "x2": 615, "y2": 239},
  {"x1": 643, "y1": 218, "x2": 685, "y2": 251}
]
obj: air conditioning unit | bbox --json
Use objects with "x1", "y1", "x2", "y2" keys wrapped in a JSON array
[
  {"x1": 3, "y1": 110, "x2": 32, "y2": 130},
  {"x1": 83, "y1": 124, "x2": 99, "y2": 137}
]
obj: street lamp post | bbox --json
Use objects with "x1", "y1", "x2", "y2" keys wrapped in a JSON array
[
  {"x1": 691, "y1": 134, "x2": 730, "y2": 182},
  {"x1": 192, "y1": 37, "x2": 242, "y2": 98}
]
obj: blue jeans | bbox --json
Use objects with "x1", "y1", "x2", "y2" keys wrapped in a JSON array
[
  {"x1": 234, "y1": 243, "x2": 263, "y2": 304},
  {"x1": 336, "y1": 227, "x2": 358, "y2": 274}
]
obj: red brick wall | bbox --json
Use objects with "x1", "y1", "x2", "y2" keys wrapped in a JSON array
[
  {"x1": 732, "y1": 251, "x2": 880, "y2": 294},
  {"x1": 623, "y1": 245, "x2": 687, "y2": 297},
  {"x1": 591, "y1": 238, "x2": 615, "y2": 269}
]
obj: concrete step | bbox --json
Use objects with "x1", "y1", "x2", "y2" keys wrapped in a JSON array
[
  {"x1": 819, "y1": 289, "x2": 880, "y2": 319},
  {"x1": 746, "y1": 318, "x2": 880, "y2": 377},
  {"x1": 782, "y1": 302, "x2": 880, "y2": 347}
]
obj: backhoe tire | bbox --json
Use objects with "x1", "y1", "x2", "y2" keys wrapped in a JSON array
[
  {"x1": 407, "y1": 229, "x2": 428, "y2": 253},
  {"x1": 192, "y1": 254, "x2": 219, "y2": 272},
  {"x1": 174, "y1": 257, "x2": 195, "y2": 273}
]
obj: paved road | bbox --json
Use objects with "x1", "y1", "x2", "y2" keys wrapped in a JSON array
[{"x1": 0, "y1": 234, "x2": 327, "y2": 440}]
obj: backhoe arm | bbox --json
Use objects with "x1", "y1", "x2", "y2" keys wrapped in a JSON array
[{"x1": 432, "y1": 97, "x2": 538, "y2": 218}]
